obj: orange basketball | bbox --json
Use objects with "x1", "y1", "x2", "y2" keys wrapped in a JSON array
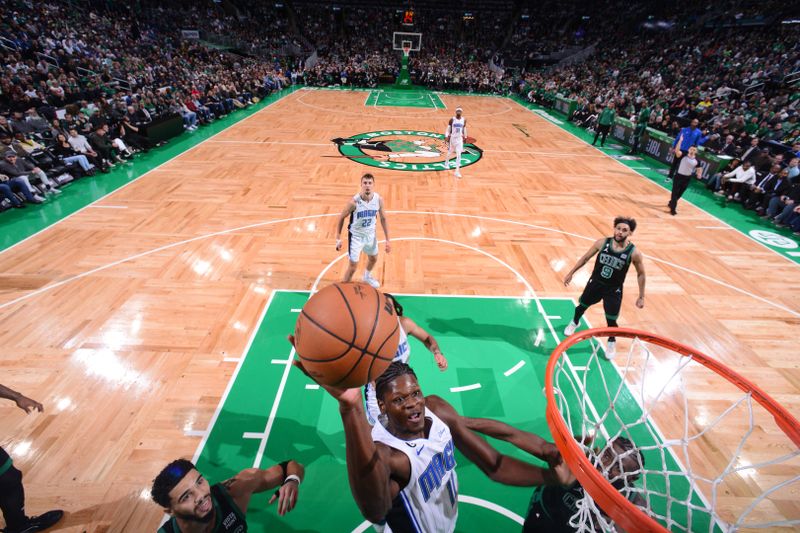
[{"x1": 294, "y1": 282, "x2": 399, "y2": 388}]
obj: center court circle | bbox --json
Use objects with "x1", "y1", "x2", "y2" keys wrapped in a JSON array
[{"x1": 333, "y1": 130, "x2": 483, "y2": 172}]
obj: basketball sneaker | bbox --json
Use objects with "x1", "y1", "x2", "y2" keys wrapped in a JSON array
[
  {"x1": 363, "y1": 272, "x2": 380, "y2": 288},
  {"x1": 454, "y1": 170, "x2": 462, "y2": 178},
  {"x1": 10, "y1": 510, "x2": 64, "y2": 533},
  {"x1": 604, "y1": 340, "x2": 617, "y2": 360},
  {"x1": 564, "y1": 321, "x2": 578, "y2": 336}
]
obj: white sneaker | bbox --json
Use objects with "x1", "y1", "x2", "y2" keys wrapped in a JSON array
[
  {"x1": 564, "y1": 321, "x2": 578, "y2": 336},
  {"x1": 363, "y1": 274, "x2": 380, "y2": 288},
  {"x1": 51, "y1": 187, "x2": 62, "y2": 194},
  {"x1": 454, "y1": 170, "x2": 462, "y2": 178},
  {"x1": 604, "y1": 340, "x2": 616, "y2": 360}
]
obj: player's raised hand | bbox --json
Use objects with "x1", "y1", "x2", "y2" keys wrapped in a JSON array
[
  {"x1": 288, "y1": 335, "x2": 362, "y2": 407},
  {"x1": 552, "y1": 457, "x2": 576, "y2": 487},
  {"x1": 540, "y1": 442, "x2": 562, "y2": 467},
  {"x1": 269, "y1": 477, "x2": 300, "y2": 516},
  {"x1": 434, "y1": 351, "x2": 448, "y2": 371}
]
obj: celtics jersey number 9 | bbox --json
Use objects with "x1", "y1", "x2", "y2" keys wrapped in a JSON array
[{"x1": 591, "y1": 238, "x2": 635, "y2": 287}]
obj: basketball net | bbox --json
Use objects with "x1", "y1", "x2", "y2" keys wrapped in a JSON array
[
  {"x1": 402, "y1": 44, "x2": 411, "y2": 58},
  {"x1": 546, "y1": 328, "x2": 800, "y2": 532}
]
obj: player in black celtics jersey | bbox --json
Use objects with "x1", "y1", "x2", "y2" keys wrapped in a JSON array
[
  {"x1": 563, "y1": 217, "x2": 646, "y2": 359},
  {"x1": 465, "y1": 417, "x2": 646, "y2": 533},
  {"x1": 151, "y1": 458, "x2": 304, "y2": 532}
]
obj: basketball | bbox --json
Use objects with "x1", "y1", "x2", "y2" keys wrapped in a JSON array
[{"x1": 294, "y1": 282, "x2": 400, "y2": 388}]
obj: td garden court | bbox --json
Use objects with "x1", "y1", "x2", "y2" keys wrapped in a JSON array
[{"x1": 1, "y1": 86, "x2": 799, "y2": 532}]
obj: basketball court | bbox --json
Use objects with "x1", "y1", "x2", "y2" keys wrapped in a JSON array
[{"x1": 1, "y1": 85, "x2": 798, "y2": 531}]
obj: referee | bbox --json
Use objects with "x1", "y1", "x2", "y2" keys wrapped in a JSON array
[
  {"x1": 668, "y1": 119, "x2": 707, "y2": 182},
  {"x1": 668, "y1": 140, "x2": 704, "y2": 216}
]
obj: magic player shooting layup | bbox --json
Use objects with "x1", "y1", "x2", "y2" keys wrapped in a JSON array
[
  {"x1": 335, "y1": 173, "x2": 391, "y2": 288},
  {"x1": 562, "y1": 217, "x2": 646, "y2": 359},
  {"x1": 364, "y1": 293, "x2": 448, "y2": 427},
  {"x1": 445, "y1": 107, "x2": 467, "y2": 178}
]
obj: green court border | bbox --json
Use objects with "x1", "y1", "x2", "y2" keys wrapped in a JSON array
[
  {"x1": 0, "y1": 85, "x2": 302, "y2": 252},
  {"x1": 192, "y1": 290, "x2": 716, "y2": 532}
]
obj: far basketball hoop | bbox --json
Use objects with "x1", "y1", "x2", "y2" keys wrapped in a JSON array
[
  {"x1": 392, "y1": 32, "x2": 421, "y2": 89},
  {"x1": 392, "y1": 32, "x2": 422, "y2": 54}
]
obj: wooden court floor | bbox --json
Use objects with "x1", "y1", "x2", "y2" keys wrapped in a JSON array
[{"x1": 0, "y1": 88, "x2": 798, "y2": 531}]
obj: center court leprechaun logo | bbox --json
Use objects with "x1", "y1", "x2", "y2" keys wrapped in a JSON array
[{"x1": 332, "y1": 130, "x2": 482, "y2": 172}]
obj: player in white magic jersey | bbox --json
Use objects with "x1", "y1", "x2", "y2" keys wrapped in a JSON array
[
  {"x1": 335, "y1": 173, "x2": 391, "y2": 288},
  {"x1": 445, "y1": 107, "x2": 467, "y2": 178},
  {"x1": 364, "y1": 294, "x2": 448, "y2": 426},
  {"x1": 287, "y1": 353, "x2": 574, "y2": 533}
]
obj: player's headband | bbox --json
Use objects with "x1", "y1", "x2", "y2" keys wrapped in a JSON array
[{"x1": 456, "y1": 107, "x2": 463, "y2": 112}]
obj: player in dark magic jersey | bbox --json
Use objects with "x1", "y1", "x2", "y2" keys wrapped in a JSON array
[{"x1": 562, "y1": 217, "x2": 646, "y2": 359}]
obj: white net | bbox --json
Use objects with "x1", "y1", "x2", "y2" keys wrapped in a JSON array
[{"x1": 549, "y1": 333, "x2": 800, "y2": 532}]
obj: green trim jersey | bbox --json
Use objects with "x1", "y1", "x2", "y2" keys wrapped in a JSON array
[
  {"x1": 524, "y1": 482, "x2": 584, "y2": 532},
  {"x1": 590, "y1": 238, "x2": 635, "y2": 288},
  {"x1": 158, "y1": 483, "x2": 247, "y2": 533},
  {"x1": 0, "y1": 446, "x2": 12, "y2": 477},
  {"x1": 524, "y1": 482, "x2": 643, "y2": 532}
]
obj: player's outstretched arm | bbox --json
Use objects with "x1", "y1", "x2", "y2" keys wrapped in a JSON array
[
  {"x1": 633, "y1": 249, "x2": 646, "y2": 308},
  {"x1": 0, "y1": 383, "x2": 43, "y2": 413},
  {"x1": 464, "y1": 417, "x2": 559, "y2": 464},
  {"x1": 427, "y1": 396, "x2": 573, "y2": 487},
  {"x1": 563, "y1": 238, "x2": 603, "y2": 286},
  {"x1": 223, "y1": 460, "x2": 305, "y2": 516},
  {"x1": 288, "y1": 336, "x2": 404, "y2": 523},
  {"x1": 401, "y1": 317, "x2": 447, "y2": 371},
  {"x1": 335, "y1": 200, "x2": 356, "y2": 251}
]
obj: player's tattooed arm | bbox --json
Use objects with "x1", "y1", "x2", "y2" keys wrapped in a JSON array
[{"x1": 224, "y1": 460, "x2": 305, "y2": 516}]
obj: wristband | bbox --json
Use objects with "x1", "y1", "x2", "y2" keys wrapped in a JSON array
[{"x1": 283, "y1": 474, "x2": 301, "y2": 486}]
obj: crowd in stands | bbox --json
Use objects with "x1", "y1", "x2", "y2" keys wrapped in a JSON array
[
  {"x1": 520, "y1": 10, "x2": 799, "y2": 229},
  {"x1": 0, "y1": 0, "x2": 291, "y2": 210},
  {"x1": 2, "y1": 0, "x2": 798, "y2": 231}
]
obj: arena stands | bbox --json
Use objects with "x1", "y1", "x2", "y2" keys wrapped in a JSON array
[{"x1": 1, "y1": 0, "x2": 798, "y2": 217}]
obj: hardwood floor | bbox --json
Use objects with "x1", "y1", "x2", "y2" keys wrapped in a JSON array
[{"x1": 0, "y1": 88, "x2": 797, "y2": 532}]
